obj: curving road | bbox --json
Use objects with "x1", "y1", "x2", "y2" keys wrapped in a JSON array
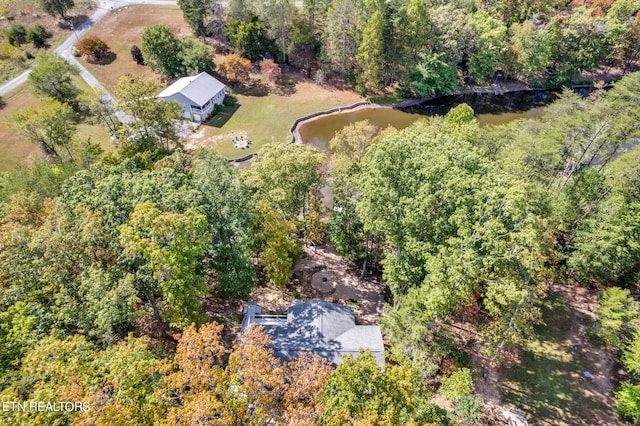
[
  {"x1": 0, "y1": 0, "x2": 179, "y2": 98},
  {"x1": 0, "y1": 0, "x2": 304, "y2": 98}
]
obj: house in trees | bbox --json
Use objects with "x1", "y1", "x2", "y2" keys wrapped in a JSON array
[
  {"x1": 242, "y1": 300, "x2": 385, "y2": 368},
  {"x1": 157, "y1": 72, "x2": 225, "y2": 122}
]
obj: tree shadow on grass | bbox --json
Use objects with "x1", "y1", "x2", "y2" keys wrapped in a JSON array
[
  {"x1": 203, "y1": 103, "x2": 241, "y2": 128},
  {"x1": 90, "y1": 52, "x2": 117, "y2": 65},
  {"x1": 499, "y1": 295, "x2": 613, "y2": 425}
]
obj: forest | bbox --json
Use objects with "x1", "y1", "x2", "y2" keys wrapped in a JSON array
[
  {"x1": 1, "y1": 0, "x2": 640, "y2": 424},
  {"x1": 0, "y1": 63, "x2": 639, "y2": 422},
  {"x1": 175, "y1": 0, "x2": 640, "y2": 93}
]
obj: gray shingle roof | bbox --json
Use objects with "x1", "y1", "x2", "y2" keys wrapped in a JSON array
[
  {"x1": 243, "y1": 300, "x2": 385, "y2": 368},
  {"x1": 157, "y1": 72, "x2": 225, "y2": 106}
]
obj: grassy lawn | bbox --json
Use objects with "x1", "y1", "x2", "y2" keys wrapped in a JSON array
[
  {"x1": 0, "y1": 77, "x2": 112, "y2": 171},
  {"x1": 499, "y1": 294, "x2": 614, "y2": 425},
  {"x1": 186, "y1": 80, "x2": 363, "y2": 159},
  {"x1": 78, "y1": 5, "x2": 190, "y2": 92}
]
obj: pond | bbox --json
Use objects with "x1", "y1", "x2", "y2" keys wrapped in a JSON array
[{"x1": 298, "y1": 90, "x2": 560, "y2": 152}]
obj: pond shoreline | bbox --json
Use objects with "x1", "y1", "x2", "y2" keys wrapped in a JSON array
[{"x1": 288, "y1": 82, "x2": 604, "y2": 146}]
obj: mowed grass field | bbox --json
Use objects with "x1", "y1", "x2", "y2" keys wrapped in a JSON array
[
  {"x1": 0, "y1": 78, "x2": 112, "y2": 171},
  {"x1": 187, "y1": 80, "x2": 363, "y2": 159},
  {"x1": 78, "y1": 5, "x2": 190, "y2": 92}
]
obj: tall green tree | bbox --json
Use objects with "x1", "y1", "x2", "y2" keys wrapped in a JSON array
[
  {"x1": 119, "y1": 201, "x2": 210, "y2": 329},
  {"x1": 115, "y1": 75, "x2": 182, "y2": 152},
  {"x1": 9, "y1": 97, "x2": 76, "y2": 161},
  {"x1": 38, "y1": 0, "x2": 74, "y2": 20},
  {"x1": 178, "y1": 0, "x2": 207, "y2": 36},
  {"x1": 468, "y1": 10, "x2": 507, "y2": 82},
  {"x1": 28, "y1": 53, "x2": 80, "y2": 104},
  {"x1": 322, "y1": 0, "x2": 362, "y2": 75},
  {"x1": 355, "y1": 0, "x2": 385, "y2": 93},
  {"x1": 193, "y1": 152, "x2": 257, "y2": 299},
  {"x1": 141, "y1": 24, "x2": 184, "y2": 77}
]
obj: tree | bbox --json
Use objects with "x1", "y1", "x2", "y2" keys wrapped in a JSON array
[
  {"x1": 246, "y1": 141, "x2": 326, "y2": 220},
  {"x1": 227, "y1": 14, "x2": 276, "y2": 61},
  {"x1": 26, "y1": 24, "x2": 48, "y2": 48},
  {"x1": 219, "y1": 53, "x2": 252, "y2": 83},
  {"x1": 468, "y1": 10, "x2": 507, "y2": 82},
  {"x1": 595, "y1": 287, "x2": 638, "y2": 349},
  {"x1": 260, "y1": 58, "x2": 282, "y2": 85},
  {"x1": 193, "y1": 152, "x2": 257, "y2": 299},
  {"x1": 115, "y1": 75, "x2": 183, "y2": 151},
  {"x1": 355, "y1": 0, "x2": 385, "y2": 93},
  {"x1": 255, "y1": 0, "x2": 295, "y2": 63},
  {"x1": 178, "y1": 37, "x2": 215, "y2": 75},
  {"x1": 28, "y1": 53, "x2": 80, "y2": 104},
  {"x1": 141, "y1": 24, "x2": 183, "y2": 77},
  {"x1": 76, "y1": 35, "x2": 110, "y2": 62},
  {"x1": 130, "y1": 44, "x2": 144, "y2": 64},
  {"x1": 322, "y1": 0, "x2": 362, "y2": 75},
  {"x1": 504, "y1": 20, "x2": 554, "y2": 82},
  {"x1": 178, "y1": 0, "x2": 207, "y2": 36},
  {"x1": 7, "y1": 23, "x2": 27, "y2": 46},
  {"x1": 38, "y1": 0, "x2": 74, "y2": 20},
  {"x1": 254, "y1": 199, "x2": 301, "y2": 288},
  {"x1": 9, "y1": 97, "x2": 76, "y2": 161},
  {"x1": 320, "y1": 351, "x2": 450, "y2": 424},
  {"x1": 119, "y1": 201, "x2": 210, "y2": 329},
  {"x1": 404, "y1": 52, "x2": 458, "y2": 97},
  {"x1": 440, "y1": 368, "x2": 474, "y2": 401}
]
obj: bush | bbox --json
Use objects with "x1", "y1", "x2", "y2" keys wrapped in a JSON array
[
  {"x1": 440, "y1": 367, "x2": 474, "y2": 401},
  {"x1": 76, "y1": 36, "x2": 110, "y2": 62},
  {"x1": 26, "y1": 24, "x2": 47, "y2": 48},
  {"x1": 223, "y1": 95, "x2": 236, "y2": 106},
  {"x1": 7, "y1": 23, "x2": 27, "y2": 46},
  {"x1": 455, "y1": 395, "x2": 484, "y2": 424},
  {"x1": 130, "y1": 45, "x2": 144, "y2": 65},
  {"x1": 24, "y1": 50, "x2": 34, "y2": 60}
]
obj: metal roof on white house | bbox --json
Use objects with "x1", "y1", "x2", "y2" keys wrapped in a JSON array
[{"x1": 157, "y1": 72, "x2": 225, "y2": 106}]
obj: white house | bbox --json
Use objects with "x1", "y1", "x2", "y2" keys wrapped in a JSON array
[{"x1": 157, "y1": 72, "x2": 225, "y2": 122}]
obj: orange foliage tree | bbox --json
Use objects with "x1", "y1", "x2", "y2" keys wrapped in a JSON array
[
  {"x1": 76, "y1": 36, "x2": 111, "y2": 62},
  {"x1": 260, "y1": 58, "x2": 282, "y2": 85},
  {"x1": 219, "y1": 53, "x2": 252, "y2": 84},
  {"x1": 158, "y1": 322, "x2": 333, "y2": 425}
]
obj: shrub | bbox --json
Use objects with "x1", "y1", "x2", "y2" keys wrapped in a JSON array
[
  {"x1": 130, "y1": 45, "x2": 144, "y2": 65},
  {"x1": 456, "y1": 395, "x2": 484, "y2": 424},
  {"x1": 26, "y1": 24, "x2": 47, "y2": 48},
  {"x1": 76, "y1": 36, "x2": 110, "y2": 62},
  {"x1": 223, "y1": 95, "x2": 236, "y2": 106},
  {"x1": 24, "y1": 50, "x2": 34, "y2": 60},
  {"x1": 7, "y1": 23, "x2": 27, "y2": 46},
  {"x1": 440, "y1": 367, "x2": 474, "y2": 401}
]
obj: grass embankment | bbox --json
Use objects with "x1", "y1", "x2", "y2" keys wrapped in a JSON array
[
  {"x1": 79, "y1": 5, "x2": 190, "y2": 92},
  {"x1": 189, "y1": 81, "x2": 363, "y2": 159},
  {"x1": 0, "y1": 78, "x2": 112, "y2": 171},
  {"x1": 499, "y1": 294, "x2": 616, "y2": 425}
]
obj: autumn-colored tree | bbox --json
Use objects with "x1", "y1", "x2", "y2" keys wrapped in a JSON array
[
  {"x1": 219, "y1": 53, "x2": 252, "y2": 84},
  {"x1": 260, "y1": 58, "x2": 282, "y2": 85},
  {"x1": 227, "y1": 325, "x2": 286, "y2": 424},
  {"x1": 284, "y1": 352, "x2": 333, "y2": 425},
  {"x1": 160, "y1": 322, "x2": 230, "y2": 425},
  {"x1": 76, "y1": 36, "x2": 111, "y2": 62}
]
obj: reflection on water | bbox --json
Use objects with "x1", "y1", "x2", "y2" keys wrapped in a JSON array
[
  {"x1": 299, "y1": 108, "x2": 423, "y2": 152},
  {"x1": 298, "y1": 90, "x2": 559, "y2": 152}
]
